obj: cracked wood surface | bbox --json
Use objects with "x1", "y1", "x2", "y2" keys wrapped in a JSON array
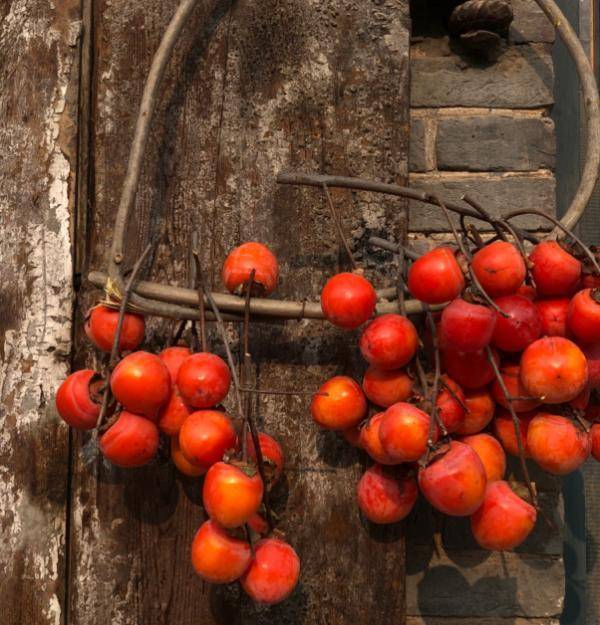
[
  {"x1": 0, "y1": 1, "x2": 81, "y2": 624},
  {"x1": 69, "y1": 1, "x2": 410, "y2": 624}
]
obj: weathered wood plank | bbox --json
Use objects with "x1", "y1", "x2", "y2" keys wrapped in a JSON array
[
  {"x1": 0, "y1": 1, "x2": 81, "y2": 624},
  {"x1": 69, "y1": 1, "x2": 410, "y2": 624}
]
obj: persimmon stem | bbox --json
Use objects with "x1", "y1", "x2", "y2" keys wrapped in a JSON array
[
  {"x1": 322, "y1": 183, "x2": 356, "y2": 270},
  {"x1": 485, "y1": 346, "x2": 537, "y2": 507},
  {"x1": 432, "y1": 195, "x2": 509, "y2": 318},
  {"x1": 240, "y1": 387, "x2": 325, "y2": 397},
  {"x1": 197, "y1": 257, "x2": 274, "y2": 531},
  {"x1": 505, "y1": 209, "x2": 600, "y2": 275},
  {"x1": 241, "y1": 271, "x2": 255, "y2": 462},
  {"x1": 170, "y1": 319, "x2": 188, "y2": 346},
  {"x1": 95, "y1": 244, "x2": 153, "y2": 433},
  {"x1": 425, "y1": 309, "x2": 447, "y2": 439}
]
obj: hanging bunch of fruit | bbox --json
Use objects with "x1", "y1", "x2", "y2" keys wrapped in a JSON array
[
  {"x1": 57, "y1": 195, "x2": 600, "y2": 602},
  {"x1": 57, "y1": 242, "x2": 299, "y2": 605},
  {"x1": 313, "y1": 223, "x2": 600, "y2": 553},
  {"x1": 53, "y1": 0, "x2": 600, "y2": 607}
]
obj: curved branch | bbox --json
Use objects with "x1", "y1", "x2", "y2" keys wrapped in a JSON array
[
  {"x1": 533, "y1": 0, "x2": 600, "y2": 235},
  {"x1": 88, "y1": 270, "x2": 433, "y2": 320}
]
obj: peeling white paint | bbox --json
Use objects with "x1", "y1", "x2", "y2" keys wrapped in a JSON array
[{"x1": 0, "y1": 2, "x2": 77, "y2": 623}]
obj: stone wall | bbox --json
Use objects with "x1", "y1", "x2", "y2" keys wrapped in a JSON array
[
  {"x1": 406, "y1": 1, "x2": 564, "y2": 624},
  {"x1": 408, "y1": 0, "x2": 556, "y2": 234}
]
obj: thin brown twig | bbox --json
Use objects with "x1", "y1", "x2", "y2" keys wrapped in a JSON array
[
  {"x1": 369, "y1": 236, "x2": 420, "y2": 261},
  {"x1": 322, "y1": 183, "x2": 356, "y2": 270},
  {"x1": 432, "y1": 195, "x2": 509, "y2": 318},
  {"x1": 495, "y1": 220, "x2": 537, "y2": 291},
  {"x1": 240, "y1": 387, "x2": 326, "y2": 397},
  {"x1": 505, "y1": 209, "x2": 600, "y2": 275},
  {"x1": 241, "y1": 270, "x2": 256, "y2": 462},
  {"x1": 194, "y1": 254, "x2": 275, "y2": 530},
  {"x1": 425, "y1": 309, "x2": 447, "y2": 438},
  {"x1": 441, "y1": 378, "x2": 468, "y2": 412},
  {"x1": 170, "y1": 319, "x2": 187, "y2": 346},
  {"x1": 95, "y1": 244, "x2": 153, "y2": 434},
  {"x1": 485, "y1": 346, "x2": 537, "y2": 507},
  {"x1": 461, "y1": 194, "x2": 507, "y2": 241}
]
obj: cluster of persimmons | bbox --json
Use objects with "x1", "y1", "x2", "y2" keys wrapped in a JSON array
[
  {"x1": 316, "y1": 238, "x2": 600, "y2": 551},
  {"x1": 55, "y1": 234, "x2": 600, "y2": 603},
  {"x1": 56, "y1": 243, "x2": 298, "y2": 605}
]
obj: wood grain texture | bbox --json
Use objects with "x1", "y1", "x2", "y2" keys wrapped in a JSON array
[
  {"x1": 69, "y1": 1, "x2": 410, "y2": 624},
  {"x1": 0, "y1": 1, "x2": 81, "y2": 624}
]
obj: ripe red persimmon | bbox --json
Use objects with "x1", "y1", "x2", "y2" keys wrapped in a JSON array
[
  {"x1": 357, "y1": 464, "x2": 418, "y2": 524},
  {"x1": 455, "y1": 387, "x2": 496, "y2": 436},
  {"x1": 491, "y1": 295, "x2": 542, "y2": 352},
  {"x1": 246, "y1": 432, "x2": 285, "y2": 487},
  {"x1": 491, "y1": 365, "x2": 541, "y2": 413},
  {"x1": 492, "y1": 410, "x2": 534, "y2": 457},
  {"x1": 441, "y1": 347, "x2": 499, "y2": 389},
  {"x1": 157, "y1": 389, "x2": 192, "y2": 436},
  {"x1": 310, "y1": 376, "x2": 367, "y2": 430},
  {"x1": 55, "y1": 369, "x2": 102, "y2": 430},
  {"x1": 530, "y1": 241, "x2": 582, "y2": 296},
  {"x1": 460, "y1": 433, "x2": 506, "y2": 482},
  {"x1": 203, "y1": 461, "x2": 264, "y2": 529},
  {"x1": 535, "y1": 297, "x2": 570, "y2": 337},
  {"x1": 359, "y1": 412, "x2": 396, "y2": 464},
  {"x1": 191, "y1": 520, "x2": 251, "y2": 583},
  {"x1": 407, "y1": 246, "x2": 465, "y2": 304},
  {"x1": 240, "y1": 538, "x2": 300, "y2": 605},
  {"x1": 99, "y1": 411, "x2": 159, "y2": 468},
  {"x1": 418, "y1": 441, "x2": 487, "y2": 516},
  {"x1": 85, "y1": 304, "x2": 145, "y2": 353},
  {"x1": 527, "y1": 413, "x2": 591, "y2": 475},
  {"x1": 222, "y1": 242, "x2": 279, "y2": 296},
  {"x1": 440, "y1": 298, "x2": 496, "y2": 352},
  {"x1": 177, "y1": 352, "x2": 231, "y2": 409},
  {"x1": 436, "y1": 375, "x2": 466, "y2": 433},
  {"x1": 110, "y1": 351, "x2": 171, "y2": 419},
  {"x1": 520, "y1": 337, "x2": 588, "y2": 404},
  {"x1": 179, "y1": 410, "x2": 237, "y2": 469},
  {"x1": 320, "y1": 272, "x2": 377, "y2": 329},
  {"x1": 567, "y1": 289, "x2": 600, "y2": 344},
  {"x1": 359, "y1": 314, "x2": 418, "y2": 370},
  {"x1": 159, "y1": 345, "x2": 191, "y2": 383},
  {"x1": 362, "y1": 366, "x2": 414, "y2": 408},
  {"x1": 170, "y1": 435, "x2": 205, "y2": 477},
  {"x1": 379, "y1": 402, "x2": 436, "y2": 463},
  {"x1": 471, "y1": 481, "x2": 536, "y2": 551},
  {"x1": 470, "y1": 241, "x2": 526, "y2": 298}
]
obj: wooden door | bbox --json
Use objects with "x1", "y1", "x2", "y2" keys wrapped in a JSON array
[{"x1": 67, "y1": 1, "x2": 411, "y2": 624}]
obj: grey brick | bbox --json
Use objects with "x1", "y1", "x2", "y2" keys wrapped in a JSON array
[
  {"x1": 410, "y1": 117, "x2": 429, "y2": 172},
  {"x1": 511, "y1": 0, "x2": 555, "y2": 43},
  {"x1": 411, "y1": 42, "x2": 553, "y2": 108},
  {"x1": 436, "y1": 115, "x2": 555, "y2": 171},
  {"x1": 407, "y1": 173, "x2": 556, "y2": 231}
]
